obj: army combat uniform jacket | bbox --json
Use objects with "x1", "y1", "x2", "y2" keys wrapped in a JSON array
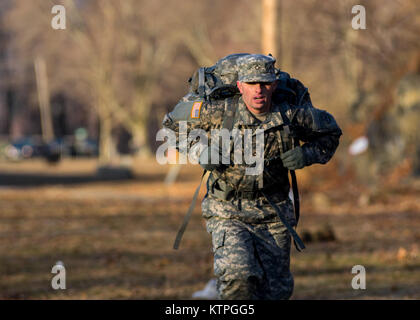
[{"x1": 162, "y1": 94, "x2": 342, "y2": 223}]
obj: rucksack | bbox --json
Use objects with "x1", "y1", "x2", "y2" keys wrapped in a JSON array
[{"x1": 187, "y1": 53, "x2": 312, "y2": 106}]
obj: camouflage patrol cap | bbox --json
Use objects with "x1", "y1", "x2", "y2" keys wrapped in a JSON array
[
  {"x1": 237, "y1": 54, "x2": 277, "y2": 82},
  {"x1": 214, "y1": 53, "x2": 250, "y2": 84}
]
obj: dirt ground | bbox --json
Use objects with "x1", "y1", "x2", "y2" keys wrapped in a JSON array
[{"x1": 0, "y1": 158, "x2": 419, "y2": 299}]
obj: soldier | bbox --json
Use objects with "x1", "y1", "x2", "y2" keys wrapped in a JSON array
[{"x1": 162, "y1": 54, "x2": 342, "y2": 299}]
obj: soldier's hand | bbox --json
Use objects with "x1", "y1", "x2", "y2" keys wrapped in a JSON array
[{"x1": 280, "y1": 146, "x2": 306, "y2": 170}]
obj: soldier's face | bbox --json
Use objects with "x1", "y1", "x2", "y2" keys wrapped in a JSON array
[{"x1": 237, "y1": 81, "x2": 277, "y2": 114}]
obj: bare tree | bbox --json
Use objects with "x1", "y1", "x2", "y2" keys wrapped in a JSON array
[{"x1": 62, "y1": 0, "x2": 175, "y2": 161}]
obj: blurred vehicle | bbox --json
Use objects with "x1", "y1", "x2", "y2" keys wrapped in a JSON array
[
  {"x1": 68, "y1": 128, "x2": 99, "y2": 157},
  {"x1": 68, "y1": 138, "x2": 98, "y2": 157},
  {"x1": 0, "y1": 135, "x2": 98, "y2": 162},
  {"x1": 3, "y1": 137, "x2": 45, "y2": 160}
]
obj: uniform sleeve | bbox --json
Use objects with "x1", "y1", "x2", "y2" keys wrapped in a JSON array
[{"x1": 290, "y1": 105, "x2": 342, "y2": 166}]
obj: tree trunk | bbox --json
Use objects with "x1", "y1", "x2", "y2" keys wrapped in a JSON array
[
  {"x1": 261, "y1": 0, "x2": 277, "y2": 58},
  {"x1": 98, "y1": 110, "x2": 113, "y2": 165},
  {"x1": 131, "y1": 123, "x2": 152, "y2": 159},
  {"x1": 34, "y1": 56, "x2": 55, "y2": 143}
]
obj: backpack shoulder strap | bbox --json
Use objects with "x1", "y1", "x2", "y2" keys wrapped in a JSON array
[
  {"x1": 173, "y1": 95, "x2": 238, "y2": 250},
  {"x1": 222, "y1": 95, "x2": 239, "y2": 131},
  {"x1": 173, "y1": 170, "x2": 209, "y2": 249},
  {"x1": 278, "y1": 103, "x2": 301, "y2": 227},
  {"x1": 198, "y1": 67, "x2": 206, "y2": 99}
]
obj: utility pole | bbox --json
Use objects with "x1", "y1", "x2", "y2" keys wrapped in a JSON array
[
  {"x1": 34, "y1": 56, "x2": 54, "y2": 143},
  {"x1": 261, "y1": 0, "x2": 278, "y2": 58}
]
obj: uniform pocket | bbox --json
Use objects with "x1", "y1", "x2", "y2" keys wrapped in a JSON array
[
  {"x1": 267, "y1": 221, "x2": 291, "y2": 248},
  {"x1": 211, "y1": 229, "x2": 226, "y2": 252}
]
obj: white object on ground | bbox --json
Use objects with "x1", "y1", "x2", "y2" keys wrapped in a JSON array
[
  {"x1": 348, "y1": 136, "x2": 369, "y2": 155},
  {"x1": 192, "y1": 278, "x2": 218, "y2": 299}
]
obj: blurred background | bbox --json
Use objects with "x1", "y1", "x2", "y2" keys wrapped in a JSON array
[{"x1": 0, "y1": 0, "x2": 419, "y2": 299}]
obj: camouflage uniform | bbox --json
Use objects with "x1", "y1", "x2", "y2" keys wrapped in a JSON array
[
  {"x1": 203, "y1": 194, "x2": 296, "y2": 299},
  {"x1": 162, "y1": 54, "x2": 342, "y2": 300}
]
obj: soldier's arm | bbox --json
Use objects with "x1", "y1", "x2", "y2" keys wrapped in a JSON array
[
  {"x1": 162, "y1": 95, "x2": 209, "y2": 157},
  {"x1": 162, "y1": 95, "x2": 229, "y2": 169},
  {"x1": 162, "y1": 96, "x2": 203, "y2": 137},
  {"x1": 290, "y1": 105, "x2": 342, "y2": 166}
]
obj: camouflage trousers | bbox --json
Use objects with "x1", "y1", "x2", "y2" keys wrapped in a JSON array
[{"x1": 202, "y1": 195, "x2": 295, "y2": 300}]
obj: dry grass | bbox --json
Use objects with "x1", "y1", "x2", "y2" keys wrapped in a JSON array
[{"x1": 0, "y1": 158, "x2": 419, "y2": 299}]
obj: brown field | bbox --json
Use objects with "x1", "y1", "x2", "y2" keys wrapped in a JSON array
[{"x1": 0, "y1": 158, "x2": 419, "y2": 299}]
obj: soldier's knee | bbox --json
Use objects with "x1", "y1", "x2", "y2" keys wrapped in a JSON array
[
  {"x1": 217, "y1": 276, "x2": 260, "y2": 300},
  {"x1": 269, "y1": 274, "x2": 294, "y2": 300},
  {"x1": 271, "y1": 285, "x2": 293, "y2": 300}
]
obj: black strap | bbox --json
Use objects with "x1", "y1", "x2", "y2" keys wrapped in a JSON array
[
  {"x1": 290, "y1": 170, "x2": 300, "y2": 225},
  {"x1": 277, "y1": 105, "x2": 303, "y2": 251},
  {"x1": 297, "y1": 87, "x2": 308, "y2": 106},
  {"x1": 289, "y1": 116, "x2": 301, "y2": 226},
  {"x1": 262, "y1": 191, "x2": 305, "y2": 252},
  {"x1": 289, "y1": 123, "x2": 302, "y2": 248},
  {"x1": 173, "y1": 170, "x2": 208, "y2": 250},
  {"x1": 277, "y1": 104, "x2": 300, "y2": 222},
  {"x1": 278, "y1": 124, "x2": 301, "y2": 227},
  {"x1": 173, "y1": 95, "x2": 238, "y2": 250},
  {"x1": 198, "y1": 68, "x2": 205, "y2": 98}
]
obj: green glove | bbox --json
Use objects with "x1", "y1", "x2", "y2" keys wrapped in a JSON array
[{"x1": 280, "y1": 146, "x2": 307, "y2": 170}]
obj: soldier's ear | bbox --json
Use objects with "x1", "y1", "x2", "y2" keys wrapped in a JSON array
[{"x1": 237, "y1": 81, "x2": 243, "y2": 94}]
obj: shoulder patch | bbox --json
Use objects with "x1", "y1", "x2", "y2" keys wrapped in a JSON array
[
  {"x1": 190, "y1": 101, "x2": 203, "y2": 118},
  {"x1": 168, "y1": 100, "x2": 203, "y2": 122}
]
